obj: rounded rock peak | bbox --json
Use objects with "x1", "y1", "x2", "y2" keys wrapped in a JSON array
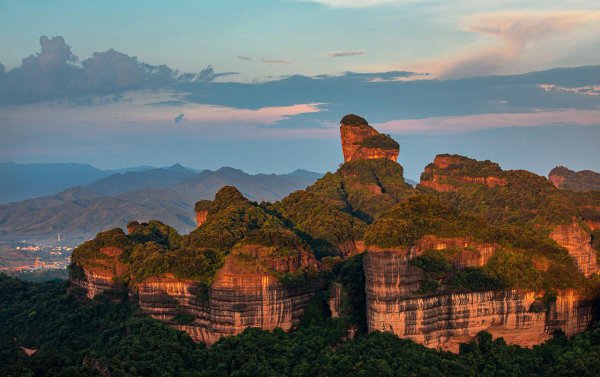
[{"x1": 340, "y1": 114, "x2": 368, "y2": 127}]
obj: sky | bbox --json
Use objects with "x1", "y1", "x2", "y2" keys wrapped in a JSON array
[{"x1": 0, "y1": 0, "x2": 599, "y2": 179}]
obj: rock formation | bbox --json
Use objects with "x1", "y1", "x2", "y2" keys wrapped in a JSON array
[
  {"x1": 550, "y1": 223, "x2": 598, "y2": 277},
  {"x1": 549, "y1": 166, "x2": 600, "y2": 191},
  {"x1": 137, "y1": 245, "x2": 323, "y2": 344},
  {"x1": 340, "y1": 114, "x2": 399, "y2": 163},
  {"x1": 70, "y1": 115, "x2": 600, "y2": 353},
  {"x1": 364, "y1": 239, "x2": 593, "y2": 352},
  {"x1": 194, "y1": 200, "x2": 211, "y2": 227},
  {"x1": 420, "y1": 155, "x2": 507, "y2": 192}
]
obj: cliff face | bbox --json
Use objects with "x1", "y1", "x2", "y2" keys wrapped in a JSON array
[
  {"x1": 549, "y1": 166, "x2": 600, "y2": 191},
  {"x1": 550, "y1": 223, "x2": 598, "y2": 277},
  {"x1": 366, "y1": 287, "x2": 591, "y2": 352},
  {"x1": 137, "y1": 245, "x2": 322, "y2": 345},
  {"x1": 195, "y1": 210, "x2": 208, "y2": 227},
  {"x1": 364, "y1": 242, "x2": 593, "y2": 352},
  {"x1": 420, "y1": 155, "x2": 507, "y2": 192},
  {"x1": 70, "y1": 246, "x2": 128, "y2": 299},
  {"x1": 340, "y1": 114, "x2": 399, "y2": 163}
]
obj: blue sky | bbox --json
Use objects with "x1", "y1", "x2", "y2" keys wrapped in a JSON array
[{"x1": 0, "y1": 0, "x2": 599, "y2": 179}]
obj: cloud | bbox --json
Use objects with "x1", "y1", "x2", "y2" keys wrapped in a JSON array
[
  {"x1": 539, "y1": 84, "x2": 600, "y2": 96},
  {"x1": 376, "y1": 109, "x2": 600, "y2": 135},
  {"x1": 0, "y1": 36, "x2": 236, "y2": 105},
  {"x1": 194, "y1": 65, "x2": 239, "y2": 81},
  {"x1": 260, "y1": 59, "x2": 294, "y2": 64},
  {"x1": 0, "y1": 90, "x2": 325, "y2": 140},
  {"x1": 301, "y1": 0, "x2": 406, "y2": 7},
  {"x1": 326, "y1": 51, "x2": 365, "y2": 58},
  {"x1": 174, "y1": 113, "x2": 185, "y2": 124},
  {"x1": 237, "y1": 56, "x2": 253, "y2": 61},
  {"x1": 420, "y1": 11, "x2": 600, "y2": 78}
]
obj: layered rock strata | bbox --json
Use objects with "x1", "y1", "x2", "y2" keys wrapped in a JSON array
[
  {"x1": 340, "y1": 114, "x2": 399, "y2": 163},
  {"x1": 420, "y1": 155, "x2": 507, "y2": 192},
  {"x1": 364, "y1": 240, "x2": 593, "y2": 352},
  {"x1": 70, "y1": 246, "x2": 128, "y2": 299},
  {"x1": 137, "y1": 246, "x2": 323, "y2": 344}
]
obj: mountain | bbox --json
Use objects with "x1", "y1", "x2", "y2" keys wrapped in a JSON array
[
  {"x1": 68, "y1": 113, "x2": 599, "y2": 352},
  {"x1": 0, "y1": 162, "x2": 110, "y2": 204},
  {"x1": 0, "y1": 167, "x2": 321, "y2": 244},
  {"x1": 85, "y1": 164, "x2": 197, "y2": 196},
  {"x1": 173, "y1": 167, "x2": 321, "y2": 202},
  {"x1": 549, "y1": 166, "x2": 600, "y2": 191},
  {"x1": 0, "y1": 187, "x2": 195, "y2": 245}
]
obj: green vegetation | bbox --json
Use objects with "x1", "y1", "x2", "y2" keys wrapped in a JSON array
[
  {"x1": 335, "y1": 254, "x2": 367, "y2": 332},
  {"x1": 238, "y1": 228, "x2": 308, "y2": 257},
  {"x1": 2, "y1": 274, "x2": 600, "y2": 377},
  {"x1": 365, "y1": 195, "x2": 494, "y2": 248},
  {"x1": 127, "y1": 220, "x2": 181, "y2": 249},
  {"x1": 71, "y1": 228, "x2": 132, "y2": 267},
  {"x1": 421, "y1": 155, "x2": 578, "y2": 226},
  {"x1": 193, "y1": 199, "x2": 212, "y2": 213},
  {"x1": 269, "y1": 159, "x2": 411, "y2": 257},
  {"x1": 366, "y1": 194, "x2": 590, "y2": 292},
  {"x1": 182, "y1": 187, "x2": 284, "y2": 251},
  {"x1": 410, "y1": 249, "x2": 504, "y2": 294},
  {"x1": 359, "y1": 134, "x2": 399, "y2": 150},
  {"x1": 71, "y1": 187, "x2": 293, "y2": 287}
]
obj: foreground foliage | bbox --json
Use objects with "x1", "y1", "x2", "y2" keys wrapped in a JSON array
[{"x1": 2, "y1": 274, "x2": 600, "y2": 377}]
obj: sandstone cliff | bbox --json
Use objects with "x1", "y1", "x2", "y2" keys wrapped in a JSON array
[
  {"x1": 71, "y1": 189, "x2": 325, "y2": 345},
  {"x1": 364, "y1": 240, "x2": 593, "y2": 352},
  {"x1": 137, "y1": 244, "x2": 323, "y2": 344},
  {"x1": 340, "y1": 114, "x2": 399, "y2": 163},
  {"x1": 549, "y1": 223, "x2": 598, "y2": 277}
]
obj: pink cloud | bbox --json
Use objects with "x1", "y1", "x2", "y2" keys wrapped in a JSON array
[
  {"x1": 375, "y1": 109, "x2": 600, "y2": 135},
  {"x1": 412, "y1": 11, "x2": 600, "y2": 78}
]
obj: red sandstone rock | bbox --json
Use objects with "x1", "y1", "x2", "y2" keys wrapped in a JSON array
[
  {"x1": 70, "y1": 246, "x2": 129, "y2": 299},
  {"x1": 549, "y1": 222, "x2": 598, "y2": 277},
  {"x1": 339, "y1": 114, "x2": 399, "y2": 163},
  {"x1": 363, "y1": 238, "x2": 593, "y2": 352},
  {"x1": 137, "y1": 245, "x2": 323, "y2": 345},
  {"x1": 195, "y1": 210, "x2": 208, "y2": 227}
]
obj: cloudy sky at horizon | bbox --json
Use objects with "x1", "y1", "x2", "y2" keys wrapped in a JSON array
[{"x1": 0, "y1": 0, "x2": 599, "y2": 179}]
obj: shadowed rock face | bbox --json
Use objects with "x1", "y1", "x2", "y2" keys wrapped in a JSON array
[
  {"x1": 70, "y1": 246, "x2": 129, "y2": 299},
  {"x1": 340, "y1": 114, "x2": 399, "y2": 163},
  {"x1": 550, "y1": 223, "x2": 598, "y2": 277},
  {"x1": 549, "y1": 166, "x2": 600, "y2": 191},
  {"x1": 364, "y1": 239, "x2": 593, "y2": 352}
]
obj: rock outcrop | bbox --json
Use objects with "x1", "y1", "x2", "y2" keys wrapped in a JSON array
[
  {"x1": 549, "y1": 166, "x2": 600, "y2": 191},
  {"x1": 137, "y1": 244, "x2": 322, "y2": 344},
  {"x1": 364, "y1": 242, "x2": 593, "y2": 352},
  {"x1": 420, "y1": 155, "x2": 507, "y2": 192},
  {"x1": 340, "y1": 114, "x2": 399, "y2": 163},
  {"x1": 550, "y1": 223, "x2": 598, "y2": 277},
  {"x1": 194, "y1": 200, "x2": 211, "y2": 227},
  {"x1": 70, "y1": 246, "x2": 128, "y2": 299}
]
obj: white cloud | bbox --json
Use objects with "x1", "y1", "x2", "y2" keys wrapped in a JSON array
[{"x1": 417, "y1": 11, "x2": 600, "y2": 78}]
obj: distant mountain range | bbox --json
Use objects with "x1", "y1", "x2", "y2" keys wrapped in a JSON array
[
  {"x1": 0, "y1": 164, "x2": 322, "y2": 245},
  {"x1": 0, "y1": 162, "x2": 183, "y2": 204}
]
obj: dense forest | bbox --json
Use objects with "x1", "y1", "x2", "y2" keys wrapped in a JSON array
[{"x1": 1, "y1": 274, "x2": 600, "y2": 377}]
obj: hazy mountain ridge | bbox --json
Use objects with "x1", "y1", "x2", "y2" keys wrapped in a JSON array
[{"x1": 0, "y1": 167, "x2": 322, "y2": 244}]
